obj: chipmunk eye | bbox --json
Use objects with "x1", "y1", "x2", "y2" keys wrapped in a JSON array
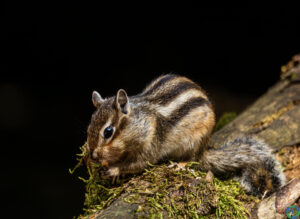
[{"x1": 103, "y1": 126, "x2": 114, "y2": 139}]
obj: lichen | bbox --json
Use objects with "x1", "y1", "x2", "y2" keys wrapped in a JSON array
[
  {"x1": 251, "y1": 101, "x2": 295, "y2": 130},
  {"x1": 70, "y1": 144, "x2": 259, "y2": 218}
]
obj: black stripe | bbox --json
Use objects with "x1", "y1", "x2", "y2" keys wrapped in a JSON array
[
  {"x1": 168, "y1": 97, "x2": 208, "y2": 126},
  {"x1": 154, "y1": 97, "x2": 208, "y2": 144},
  {"x1": 154, "y1": 114, "x2": 172, "y2": 143},
  {"x1": 149, "y1": 81, "x2": 201, "y2": 105},
  {"x1": 141, "y1": 74, "x2": 178, "y2": 96}
]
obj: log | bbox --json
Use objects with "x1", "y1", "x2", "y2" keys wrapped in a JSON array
[
  {"x1": 251, "y1": 179, "x2": 300, "y2": 219},
  {"x1": 82, "y1": 55, "x2": 300, "y2": 219},
  {"x1": 211, "y1": 54, "x2": 300, "y2": 150}
]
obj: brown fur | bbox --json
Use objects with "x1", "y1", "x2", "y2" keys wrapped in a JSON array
[{"x1": 87, "y1": 74, "x2": 285, "y2": 197}]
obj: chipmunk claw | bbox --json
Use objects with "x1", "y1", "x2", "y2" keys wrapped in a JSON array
[
  {"x1": 107, "y1": 167, "x2": 120, "y2": 184},
  {"x1": 111, "y1": 175, "x2": 120, "y2": 184}
]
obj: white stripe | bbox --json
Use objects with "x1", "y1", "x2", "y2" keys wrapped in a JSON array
[{"x1": 156, "y1": 89, "x2": 206, "y2": 117}]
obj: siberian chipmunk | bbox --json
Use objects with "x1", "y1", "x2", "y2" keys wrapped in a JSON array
[{"x1": 86, "y1": 74, "x2": 285, "y2": 197}]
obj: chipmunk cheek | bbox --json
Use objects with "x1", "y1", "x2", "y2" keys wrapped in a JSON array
[{"x1": 100, "y1": 146, "x2": 111, "y2": 162}]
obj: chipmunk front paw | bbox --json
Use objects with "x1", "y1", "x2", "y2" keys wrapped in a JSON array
[
  {"x1": 106, "y1": 167, "x2": 120, "y2": 184},
  {"x1": 107, "y1": 166, "x2": 120, "y2": 177},
  {"x1": 168, "y1": 162, "x2": 187, "y2": 171}
]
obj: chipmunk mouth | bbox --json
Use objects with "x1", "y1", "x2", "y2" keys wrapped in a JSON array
[{"x1": 101, "y1": 160, "x2": 109, "y2": 169}]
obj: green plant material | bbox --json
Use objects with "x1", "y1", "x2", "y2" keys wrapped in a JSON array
[
  {"x1": 214, "y1": 178, "x2": 258, "y2": 218},
  {"x1": 69, "y1": 142, "x2": 88, "y2": 175},
  {"x1": 214, "y1": 112, "x2": 237, "y2": 132},
  {"x1": 69, "y1": 143, "x2": 129, "y2": 217},
  {"x1": 71, "y1": 146, "x2": 259, "y2": 218},
  {"x1": 122, "y1": 164, "x2": 258, "y2": 218}
]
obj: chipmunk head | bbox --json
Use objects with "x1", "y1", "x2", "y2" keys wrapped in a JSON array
[{"x1": 87, "y1": 89, "x2": 130, "y2": 167}]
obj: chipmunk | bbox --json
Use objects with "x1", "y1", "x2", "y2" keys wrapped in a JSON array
[{"x1": 86, "y1": 74, "x2": 285, "y2": 197}]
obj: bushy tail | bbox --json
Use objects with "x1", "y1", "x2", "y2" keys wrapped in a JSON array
[{"x1": 202, "y1": 135, "x2": 285, "y2": 197}]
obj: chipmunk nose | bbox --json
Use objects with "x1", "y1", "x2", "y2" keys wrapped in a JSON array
[
  {"x1": 90, "y1": 146, "x2": 103, "y2": 160},
  {"x1": 89, "y1": 152, "x2": 96, "y2": 161}
]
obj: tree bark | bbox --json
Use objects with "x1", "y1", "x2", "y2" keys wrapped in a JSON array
[
  {"x1": 86, "y1": 55, "x2": 300, "y2": 219},
  {"x1": 211, "y1": 55, "x2": 300, "y2": 151}
]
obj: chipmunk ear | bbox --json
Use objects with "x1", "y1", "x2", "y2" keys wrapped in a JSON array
[
  {"x1": 115, "y1": 89, "x2": 130, "y2": 114},
  {"x1": 92, "y1": 91, "x2": 104, "y2": 107}
]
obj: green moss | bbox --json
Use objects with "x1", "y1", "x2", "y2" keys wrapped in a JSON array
[
  {"x1": 69, "y1": 142, "x2": 88, "y2": 175},
  {"x1": 214, "y1": 112, "x2": 237, "y2": 132},
  {"x1": 69, "y1": 143, "x2": 127, "y2": 216},
  {"x1": 70, "y1": 145, "x2": 259, "y2": 218},
  {"x1": 291, "y1": 72, "x2": 297, "y2": 79},
  {"x1": 214, "y1": 178, "x2": 258, "y2": 218}
]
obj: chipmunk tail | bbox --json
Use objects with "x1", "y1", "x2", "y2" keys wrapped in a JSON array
[{"x1": 201, "y1": 135, "x2": 285, "y2": 197}]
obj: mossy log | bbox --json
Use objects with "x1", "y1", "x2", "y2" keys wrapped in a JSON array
[{"x1": 83, "y1": 55, "x2": 300, "y2": 219}]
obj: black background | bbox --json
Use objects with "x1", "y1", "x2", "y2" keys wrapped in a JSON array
[{"x1": 1, "y1": 6, "x2": 300, "y2": 218}]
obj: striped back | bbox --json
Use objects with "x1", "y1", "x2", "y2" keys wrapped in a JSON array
[{"x1": 137, "y1": 74, "x2": 211, "y2": 123}]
